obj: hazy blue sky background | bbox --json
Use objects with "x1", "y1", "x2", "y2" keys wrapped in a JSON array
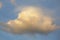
[{"x1": 0, "y1": 0, "x2": 60, "y2": 40}]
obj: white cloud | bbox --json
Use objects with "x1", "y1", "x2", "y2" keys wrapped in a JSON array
[{"x1": 0, "y1": 6, "x2": 59, "y2": 34}]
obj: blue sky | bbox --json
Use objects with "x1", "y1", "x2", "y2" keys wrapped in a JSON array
[{"x1": 0, "y1": 0, "x2": 60, "y2": 40}]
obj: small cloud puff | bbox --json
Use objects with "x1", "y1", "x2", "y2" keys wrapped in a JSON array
[{"x1": 10, "y1": 0, "x2": 17, "y2": 6}]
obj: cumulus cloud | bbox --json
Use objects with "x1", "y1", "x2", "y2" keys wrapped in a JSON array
[
  {"x1": 0, "y1": 2, "x2": 2, "y2": 9},
  {"x1": 0, "y1": 6, "x2": 60, "y2": 34}
]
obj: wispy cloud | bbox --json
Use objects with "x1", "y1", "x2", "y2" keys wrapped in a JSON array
[
  {"x1": 10, "y1": 0, "x2": 17, "y2": 6},
  {"x1": 0, "y1": 2, "x2": 2, "y2": 9}
]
